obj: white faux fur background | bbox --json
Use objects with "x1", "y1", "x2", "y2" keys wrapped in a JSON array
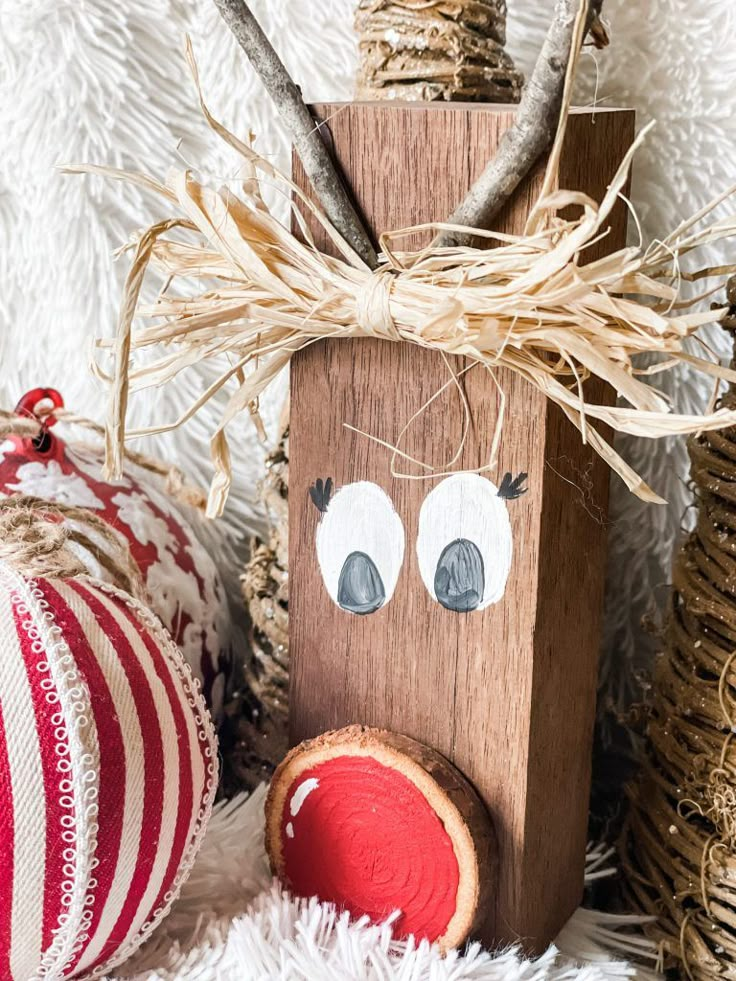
[{"x1": 3, "y1": 0, "x2": 735, "y2": 710}]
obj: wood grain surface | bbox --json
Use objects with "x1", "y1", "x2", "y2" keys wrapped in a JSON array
[{"x1": 289, "y1": 103, "x2": 635, "y2": 952}]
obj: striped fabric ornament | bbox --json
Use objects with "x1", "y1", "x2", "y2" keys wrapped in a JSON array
[{"x1": 0, "y1": 560, "x2": 218, "y2": 980}]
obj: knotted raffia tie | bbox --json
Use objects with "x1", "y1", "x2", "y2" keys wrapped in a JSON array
[
  {"x1": 356, "y1": 266, "x2": 401, "y2": 341},
  {"x1": 0, "y1": 496, "x2": 147, "y2": 601}
]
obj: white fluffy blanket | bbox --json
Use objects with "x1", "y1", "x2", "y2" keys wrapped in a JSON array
[
  {"x1": 114, "y1": 787, "x2": 660, "y2": 981},
  {"x1": 2, "y1": 0, "x2": 734, "y2": 976}
]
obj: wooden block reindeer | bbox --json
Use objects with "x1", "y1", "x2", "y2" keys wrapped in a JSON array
[
  {"x1": 268, "y1": 101, "x2": 634, "y2": 953},
  {"x1": 204, "y1": 0, "x2": 634, "y2": 957}
]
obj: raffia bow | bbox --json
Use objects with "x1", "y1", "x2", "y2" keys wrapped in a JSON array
[{"x1": 66, "y1": 42, "x2": 736, "y2": 518}]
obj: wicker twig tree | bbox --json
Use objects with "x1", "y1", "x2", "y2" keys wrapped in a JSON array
[
  {"x1": 622, "y1": 304, "x2": 736, "y2": 979},
  {"x1": 354, "y1": 0, "x2": 524, "y2": 103}
]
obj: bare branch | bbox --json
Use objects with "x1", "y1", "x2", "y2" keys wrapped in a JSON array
[
  {"x1": 436, "y1": 0, "x2": 604, "y2": 249},
  {"x1": 212, "y1": 0, "x2": 378, "y2": 269}
]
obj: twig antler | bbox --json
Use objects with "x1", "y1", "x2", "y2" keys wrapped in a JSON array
[
  {"x1": 437, "y1": 0, "x2": 605, "y2": 248},
  {"x1": 212, "y1": 0, "x2": 378, "y2": 269},
  {"x1": 212, "y1": 0, "x2": 604, "y2": 259}
]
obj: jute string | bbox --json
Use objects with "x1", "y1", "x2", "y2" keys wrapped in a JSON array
[
  {"x1": 621, "y1": 327, "x2": 736, "y2": 979},
  {"x1": 0, "y1": 409, "x2": 45, "y2": 441},
  {"x1": 0, "y1": 495, "x2": 147, "y2": 601}
]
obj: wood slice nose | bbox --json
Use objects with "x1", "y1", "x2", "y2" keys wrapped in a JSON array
[{"x1": 266, "y1": 725, "x2": 497, "y2": 953}]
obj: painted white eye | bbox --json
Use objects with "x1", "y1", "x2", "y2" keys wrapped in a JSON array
[
  {"x1": 314, "y1": 481, "x2": 405, "y2": 615},
  {"x1": 416, "y1": 473, "x2": 514, "y2": 612}
]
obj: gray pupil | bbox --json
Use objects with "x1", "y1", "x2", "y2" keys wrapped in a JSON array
[
  {"x1": 337, "y1": 551, "x2": 386, "y2": 615},
  {"x1": 434, "y1": 538, "x2": 485, "y2": 612}
]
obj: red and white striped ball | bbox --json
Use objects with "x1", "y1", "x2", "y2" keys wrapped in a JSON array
[
  {"x1": 0, "y1": 562, "x2": 218, "y2": 980},
  {"x1": 0, "y1": 418, "x2": 231, "y2": 717}
]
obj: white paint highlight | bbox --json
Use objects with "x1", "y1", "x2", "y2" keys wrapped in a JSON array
[
  {"x1": 416, "y1": 474, "x2": 513, "y2": 610},
  {"x1": 290, "y1": 777, "x2": 320, "y2": 817},
  {"x1": 285, "y1": 822, "x2": 294, "y2": 839},
  {"x1": 315, "y1": 482, "x2": 405, "y2": 611}
]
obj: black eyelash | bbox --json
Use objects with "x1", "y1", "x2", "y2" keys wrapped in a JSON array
[
  {"x1": 497, "y1": 472, "x2": 528, "y2": 500},
  {"x1": 309, "y1": 477, "x2": 333, "y2": 513}
]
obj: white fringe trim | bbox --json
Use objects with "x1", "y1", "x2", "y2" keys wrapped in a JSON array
[{"x1": 114, "y1": 788, "x2": 661, "y2": 981}]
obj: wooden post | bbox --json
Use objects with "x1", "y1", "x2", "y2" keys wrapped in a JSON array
[{"x1": 289, "y1": 103, "x2": 634, "y2": 953}]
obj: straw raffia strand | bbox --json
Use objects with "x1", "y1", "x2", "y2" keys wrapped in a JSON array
[{"x1": 70, "y1": 47, "x2": 736, "y2": 518}]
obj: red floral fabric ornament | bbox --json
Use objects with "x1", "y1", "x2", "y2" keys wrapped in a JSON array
[{"x1": 1, "y1": 390, "x2": 232, "y2": 716}]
